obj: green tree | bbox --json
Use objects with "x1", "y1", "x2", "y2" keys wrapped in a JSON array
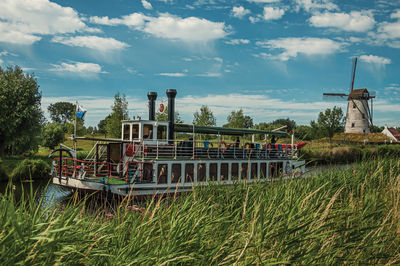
[
  {"x1": 271, "y1": 118, "x2": 296, "y2": 132},
  {"x1": 193, "y1": 105, "x2": 216, "y2": 126},
  {"x1": 224, "y1": 109, "x2": 253, "y2": 129},
  {"x1": 155, "y1": 106, "x2": 183, "y2": 124},
  {"x1": 42, "y1": 123, "x2": 65, "y2": 149},
  {"x1": 317, "y1": 106, "x2": 344, "y2": 142},
  {"x1": 106, "y1": 93, "x2": 129, "y2": 138},
  {"x1": 98, "y1": 114, "x2": 111, "y2": 135},
  {"x1": 47, "y1": 102, "x2": 75, "y2": 124},
  {"x1": 0, "y1": 66, "x2": 43, "y2": 157}
]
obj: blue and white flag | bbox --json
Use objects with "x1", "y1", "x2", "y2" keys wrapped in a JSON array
[{"x1": 76, "y1": 104, "x2": 87, "y2": 119}]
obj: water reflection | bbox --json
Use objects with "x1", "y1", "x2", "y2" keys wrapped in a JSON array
[{"x1": 0, "y1": 179, "x2": 71, "y2": 206}]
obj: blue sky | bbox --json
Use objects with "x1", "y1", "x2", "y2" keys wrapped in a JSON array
[{"x1": 0, "y1": 0, "x2": 399, "y2": 127}]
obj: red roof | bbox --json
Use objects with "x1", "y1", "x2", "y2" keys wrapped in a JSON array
[{"x1": 388, "y1": 128, "x2": 400, "y2": 141}]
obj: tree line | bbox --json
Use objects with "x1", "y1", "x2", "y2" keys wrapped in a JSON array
[{"x1": 0, "y1": 66, "x2": 389, "y2": 157}]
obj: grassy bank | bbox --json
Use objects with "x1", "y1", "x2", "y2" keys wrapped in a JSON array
[
  {"x1": 300, "y1": 142, "x2": 400, "y2": 165},
  {"x1": 1, "y1": 156, "x2": 400, "y2": 264}
]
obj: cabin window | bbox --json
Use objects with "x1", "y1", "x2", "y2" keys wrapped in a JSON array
[
  {"x1": 362, "y1": 113, "x2": 365, "y2": 119},
  {"x1": 143, "y1": 124, "x2": 153, "y2": 139},
  {"x1": 221, "y1": 163, "x2": 228, "y2": 181},
  {"x1": 157, "y1": 164, "x2": 168, "y2": 184},
  {"x1": 185, "y1": 163, "x2": 194, "y2": 183},
  {"x1": 251, "y1": 163, "x2": 258, "y2": 179},
  {"x1": 353, "y1": 103, "x2": 356, "y2": 109},
  {"x1": 143, "y1": 163, "x2": 153, "y2": 182},
  {"x1": 157, "y1": 125, "x2": 167, "y2": 140},
  {"x1": 131, "y1": 124, "x2": 139, "y2": 139},
  {"x1": 260, "y1": 163, "x2": 267, "y2": 179},
  {"x1": 209, "y1": 163, "x2": 217, "y2": 181},
  {"x1": 351, "y1": 122, "x2": 355, "y2": 128},
  {"x1": 198, "y1": 163, "x2": 206, "y2": 182},
  {"x1": 241, "y1": 163, "x2": 248, "y2": 180},
  {"x1": 231, "y1": 163, "x2": 239, "y2": 181},
  {"x1": 123, "y1": 124, "x2": 130, "y2": 140},
  {"x1": 171, "y1": 164, "x2": 181, "y2": 183}
]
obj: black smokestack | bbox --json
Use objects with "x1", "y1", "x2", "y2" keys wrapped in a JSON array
[
  {"x1": 147, "y1": 92, "x2": 157, "y2": 121},
  {"x1": 166, "y1": 89, "x2": 177, "y2": 142}
]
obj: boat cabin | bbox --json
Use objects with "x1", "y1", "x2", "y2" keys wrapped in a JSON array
[{"x1": 122, "y1": 120, "x2": 169, "y2": 145}]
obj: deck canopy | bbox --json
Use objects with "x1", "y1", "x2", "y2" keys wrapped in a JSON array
[{"x1": 174, "y1": 124, "x2": 289, "y2": 137}]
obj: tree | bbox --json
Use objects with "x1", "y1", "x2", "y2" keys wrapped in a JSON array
[
  {"x1": 98, "y1": 114, "x2": 111, "y2": 135},
  {"x1": 193, "y1": 105, "x2": 216, "y2": 126},
  {"x1": 224, "y1": 109, "x2": 253, "y2": 129},
  {"x1": 155, "y1": 106, "x2": 183, "y2": 124},
  {"x1": 0, "y1": 66, "x2": 43, "y2": 157},
  {"x1": 42, "y1": 123, "x2": 65, "y2": 149},
  {"x1": 317, "y1": 106, "x2": 344, "y2": 142},
  {"x1": 105, "y1": 93, "x2": 129, "y2": 138},
  {"x1": 47, "y1": 102, "x2": 75, "y2": 124},
  {"x1": 271, "y1": 118, "x2": 296, "y2": 132}
]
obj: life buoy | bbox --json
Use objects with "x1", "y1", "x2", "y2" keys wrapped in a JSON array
[
  {"x1": 219, "y1": 141, "x2": 227, "y2": 153},
  {"x1": 159, "y1": 103, "x2": 165, "y2": 113}
]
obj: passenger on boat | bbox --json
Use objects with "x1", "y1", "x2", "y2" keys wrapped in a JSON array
[{"x1": 235, "y1": 137, "x2": 240, "y2": 148}]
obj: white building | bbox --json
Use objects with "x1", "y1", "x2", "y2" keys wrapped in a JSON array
[{"x1": 382, "y1": 126, "x2": 400, "y2": 142}]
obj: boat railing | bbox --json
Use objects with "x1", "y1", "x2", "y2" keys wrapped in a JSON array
[
  {"x1": 52, "y1": 157, "x2": 152, "y2": 182},
  {"x1": 132, "y1": 139, "x2": 297, "y2": 160}
]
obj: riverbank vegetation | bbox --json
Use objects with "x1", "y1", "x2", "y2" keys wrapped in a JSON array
[{"x1": 1, "y1": 157, "x2": 399, "y2": 264}]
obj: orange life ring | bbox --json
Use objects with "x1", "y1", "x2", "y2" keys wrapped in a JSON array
[{"x1": 219, "y1": 141, "x2": 227, "y2": 153}]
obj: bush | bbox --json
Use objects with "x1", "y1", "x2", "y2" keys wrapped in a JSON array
[
  {"x1": 11, "y1": 159, "x2": 50, "y2": 180},
  {"x1": 42, "y1": 123, "x2": 65, "y2": 149}
]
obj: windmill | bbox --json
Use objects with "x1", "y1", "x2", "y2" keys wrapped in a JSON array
[{"x1": 323, "y1": 57, "x2": 376, "y2": 134}]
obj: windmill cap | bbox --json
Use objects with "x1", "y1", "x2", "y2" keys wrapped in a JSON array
[{"x1": 349, "y1": 88, "x2": 371, "y2": 99}]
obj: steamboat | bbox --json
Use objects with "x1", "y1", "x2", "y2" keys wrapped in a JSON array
[{"x1": 51, "y1": 89, "x2": 306, "y2": 197}]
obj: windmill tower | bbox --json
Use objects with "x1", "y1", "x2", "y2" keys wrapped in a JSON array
[{"x1": 323, "y1": 57, "x2": 375, "y2": 134}]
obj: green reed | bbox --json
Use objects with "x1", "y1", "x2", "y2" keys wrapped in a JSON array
[{"x1": 1, "y1": 157, "x2": 400, "y2": 264}]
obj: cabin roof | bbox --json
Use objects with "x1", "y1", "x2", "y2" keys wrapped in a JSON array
[{"x1": 174, "y1": 123, "x2": 289, "y2": 137}]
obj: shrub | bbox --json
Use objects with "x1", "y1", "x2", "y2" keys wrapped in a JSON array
[
  {"x1": 11, "y1": 159, "x2": 50, "y2": 180},
  {"x1": 42, "y1": 123, "x2": 65, "y2": 149}
]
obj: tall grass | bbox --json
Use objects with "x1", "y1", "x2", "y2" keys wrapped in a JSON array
[{"x1": 1, "y1": 157, "x2": 400, "y2": 264}]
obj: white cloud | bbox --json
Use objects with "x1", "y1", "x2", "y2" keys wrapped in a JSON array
[
  {"x1": 157, "y1": 72, "x2": 187, "y2": 77},
  {"x1": 89, "y1": 13, "x2": 229, "y2": 43},
  {"x1": 256, "y1": 37, "x2": 343, "y2": 61},
  {"x1": 309, "y1": 11, "x2": 375, "y2": 32},
  {"x1": 232, "y1": 6, "x2": 251, "y2": 19},
  {"x1": 246, "y1": 0, "x2": 280, "y2": 3},
  {"x1": 142, "y1": 0, "x2": 153, "y2": 10},
  {"x1": 225, "y1": 39, "x2": 250, "y2": 45},
  {"x1": 359, "y1": 55, "x2": 391, "y2": 66},
  {"x1": 51, "y1": 35, "x2": 129, "y2": 51},
  {"x1": 263, "y1": 7, "x2": 285, "y2": 20},
  {"x1": 0, "y1": 0, "x2": 92, "y2": 45},
  {"x1": 294, "y1": 0, "x2": 338, "y2": 13},
  {"x1": 50, "y1": 61, "x2": 105, "y2": 78},
  {"x1": 377, "y1": 21, "x2": 400, "y2": 40},
  {"x1": 196, "y1": 72, "x2": 222, "y2": 77},
  {"x1": 391, "y1": 10, "x2": 400, "y2": 19}
]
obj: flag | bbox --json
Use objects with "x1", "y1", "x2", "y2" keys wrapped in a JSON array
[{"x1": 76, "y1": 104, "x2": 86, "y2": 119}]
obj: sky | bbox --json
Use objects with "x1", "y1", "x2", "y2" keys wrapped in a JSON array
[{"x1": 0, "y1": 0, "x2": 399, "y2": 127}]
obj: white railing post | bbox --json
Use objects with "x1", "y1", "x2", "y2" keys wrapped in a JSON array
[{"x1": 156, "y1": 140, "x2": 159, "y2": 159}]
